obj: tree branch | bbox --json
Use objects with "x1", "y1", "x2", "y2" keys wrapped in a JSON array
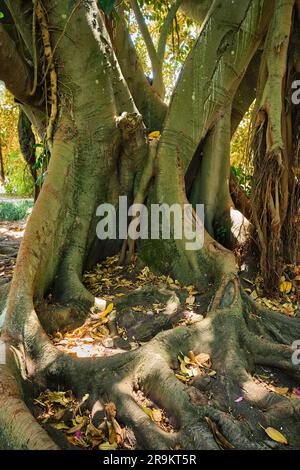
[
  {"x1": 4, "y1": 0, "x2": 34, "y2": 58},
  {"x1": 0, "y1": 23, "x2": 33, "y2": 104},
  {"x1": 113, "y1": 8, "x2": 167, "y2": 130},
  {"x1": 129, "y1": 0, "x2": 158, "y2": 70},
  {"x1": 129, "y1": 0, "x2": 165, "y2": 98},
  {"x1": 157, "y1": 0, "x2": 183, "y2": 62}
]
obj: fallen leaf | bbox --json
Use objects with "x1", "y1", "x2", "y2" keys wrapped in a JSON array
[
  {"x1": 178, "y1": 355, "x2": 193, "y2": 376},
  {"x1": 66, "y1": 415, "x2": 88, "y2": 434},
  {"x1": 100, "y1": 303, "x2": 114, "y2": 319},
  {"x1": 67, "y1": 435, "x2": 89, "y2": 448},
  {"x1": 148, "y1": 131, "x2": 161, "y2": 140},
  {"x1": 186, "y1": 296, "x2": 195, "y2": 305},
  {"x1": 207, "y1": 370, "x2": 217, "y2": 377},
  {"x1": 262, "y1": 426, "x2": 288, "y2": 445},
  {"x1": 105, "y1": 402, "x2": 117, "y2": 418},
  {"x1": 274, "y1": 387, "x2": 289, "y2": 396},
  {"x1": 234, "y1": 396, "x2": 244, "y2": 403},
  {"x1": 175, "y1": 374, "x2": 190, "y2": 383},
  {"x1": 280, "y1": 281, "x2": 292, "y2": 294},
  {"x1": 205, "y1": 417, "x2": 235, "y2": 450},
  {"x1": 142, "y1": 406, "x2": 154, "y2": 420},
  {"x1": 108, "y1": 421, "x2": 117, "y2": 445},
  {"x1": 51, "y1": 422, "x2": 69, "y2": 430}
]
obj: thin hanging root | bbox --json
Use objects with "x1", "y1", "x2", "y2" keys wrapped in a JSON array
[
  {"x1": 119, "y1": 141, "x2": 157, "y2": 265},
  {"x1": 35, "y1": 0, "x2": 58, "y2": 149},
  {"x1": 119, "y1": 237, "x2": 135, "y2": 265},
  {"x1": 30, "y1": 0, "x2": 38, "y2": 96}
]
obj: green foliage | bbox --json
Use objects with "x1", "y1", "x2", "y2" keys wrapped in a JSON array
[
  {"x1": 125, "y1": 0, "x2": 198, "y2": 99},
  {"x1": 231, "y1": 106, "x2": 254, "y2": 196},
  {"x1": 231, "y1": 165, "x2": 252, "y2": 196},
  {"x1": 0, "y1": 200, "x2": 33, "y2": 221},
  {"x1": 0, "y1": 12, "x2": 4, "y2": 19},
  {"x1": 5, "y1": 151, "x2": 34, "y2": 197}
]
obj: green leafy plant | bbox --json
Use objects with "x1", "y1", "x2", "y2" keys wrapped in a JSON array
[
  {"x1": 231, "y1": 165, "x2": 253, "y2": 196},
  {"x1": 5, "y1": 150, "x2": 34, "y2": 197},
  {"x1": 0, "y1": 200, "x2": 33, "y2": 221},
  {"x1": 215, "y1": 225, "x2": 228, "y2": 242}
]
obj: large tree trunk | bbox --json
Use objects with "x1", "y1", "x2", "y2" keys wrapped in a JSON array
[{"x1": 1, "y1": 0, "x2": 300, "y2": 451}]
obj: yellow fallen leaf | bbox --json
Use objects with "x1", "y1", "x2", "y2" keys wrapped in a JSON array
[
  {"x1": 45, "y1": 390, "x2": 74, "y2": 407},
  {"x1": 142, "y1": 406, "x2": 154, "y2": 420},
  {"x1": 66, "y1": 415, "x2": 88, "y2": 433},
  {"x1": 263, "y1": 426, "x2": 288, "y2": 445},
  {"x1": 274, "y1": 387, "x2": 289, "y2": 396},
  {"x1": 100, "y1": 303, "x2": 114, "y2": 319},
  {"x1": 186, "y1": 296, "x2": 195, "y2": 305},
  {"x1": 207, "y1": 370, "x2": 217, "y2": 377},
  {"x1": 175, "y1": 374, "x2": 190, "y2": 383},
  {"x1": 67, "y1": 435, "x2": 89, "y2": 448},
  {"x1": 148, "y1": 131, "x2": 161, "y2": 140},
  {"x1": 183, "y1": 355, "x2": 193, "y2": 365},
  {"x1": 52, "y1": 422, "x2": 69, "y2": 430},
  {"x1": 111, "y1": 416, "x2": 123, "y2": 443},
  {"x1": 108, "y1": 421, "x2": 118, "y2": 445},
  {"x1": 280, "y1": 281, "x2": 292, "y2": 294},
  {"x1": 189, "y1": 351, "x2": 196, "y2": 363},
  {"x1": 178, "y1": 355, "x2": 193, "y2": 375}
]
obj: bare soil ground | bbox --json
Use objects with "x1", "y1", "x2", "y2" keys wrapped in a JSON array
[{"x1": 0, "y1": 220, "x2": 25, "y2": 287}]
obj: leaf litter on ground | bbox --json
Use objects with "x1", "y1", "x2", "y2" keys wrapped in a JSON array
[
  {"x1": 33, "y1": 390, "x2": 135, "y2": 450},
  {"x1": 51, "y1": 255, "x2": 203, "y2": 359}
]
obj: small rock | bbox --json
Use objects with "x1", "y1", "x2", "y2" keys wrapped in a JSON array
[
  {"x1": 94, "y1": 297, "x2": 107, "y2": 311},
  {"x1": 101, "y1": 337, "x2": 114, "y2": 348}
]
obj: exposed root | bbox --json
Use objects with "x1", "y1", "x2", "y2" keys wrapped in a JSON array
[
  {"x1": 0, "y1": 362, "x2": 59, "y2": 449},
  {"x1": 119, "y1": 139, "x2": 157, "y2": 266},
  {"x1": 3, "y1": 275, "x2": 300, "y2": 450}
]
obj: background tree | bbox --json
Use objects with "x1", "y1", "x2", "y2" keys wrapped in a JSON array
[{"x1": 0, "y1": 0, "x2": 299, "y2": 450}]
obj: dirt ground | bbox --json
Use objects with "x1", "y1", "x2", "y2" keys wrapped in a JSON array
[{"x1": 0, "y1": 220, "x2": 25, "y2": 287}]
